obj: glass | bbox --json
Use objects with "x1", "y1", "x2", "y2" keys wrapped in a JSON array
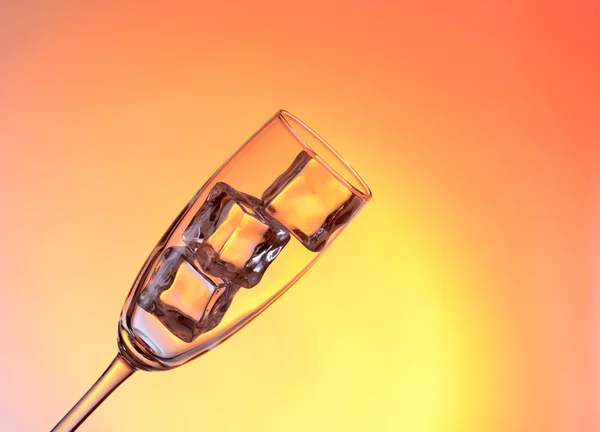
[{"x1": 51, "y1": 110, "x2": 372, "y2": 431}]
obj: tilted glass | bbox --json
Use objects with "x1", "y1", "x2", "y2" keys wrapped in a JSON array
[{"x1": 52, "y1": 110, "x2": 372, "y2": 431}]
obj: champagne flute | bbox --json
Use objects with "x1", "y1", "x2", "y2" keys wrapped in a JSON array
[{"x1": 51, "y1": 110, "x2": 372, "y2": 431}]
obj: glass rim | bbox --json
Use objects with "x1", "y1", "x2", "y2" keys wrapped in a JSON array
[{"x1": 276, "y1": 109, "x2": 373, "y2": 200}]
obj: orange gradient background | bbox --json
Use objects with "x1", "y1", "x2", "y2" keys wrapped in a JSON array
[{"x1": 1, "y1": 2, "x2": 598, "y2": 431}]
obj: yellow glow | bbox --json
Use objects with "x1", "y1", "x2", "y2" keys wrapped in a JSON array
[{"x1": 3, "y1": 2, "x2": 596, "y2": 431}]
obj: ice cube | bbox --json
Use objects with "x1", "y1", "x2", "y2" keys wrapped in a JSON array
[
  {"x1": 137, "y1": 246, "x2": 238, "y2": 343},
  {"x1": 262, "y1": 151, "x2": 364, "y2": 252},
  {"x1": 196, "y1": 282, "x2": 240, "y2": 334},
  {"x1": 182, "y1": 182, "x2": 290, "y2": 288}
]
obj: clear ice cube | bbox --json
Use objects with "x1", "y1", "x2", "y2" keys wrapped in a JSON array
[
  {"x1": 137, "y1": 246, "x2": 239, "y2": 343},
  {"x1": 262, "y1": 151, "x2": 364, "y2": 252},
  {"x1": 182, "y1": 182, "x2": 290, "y2": 288}
]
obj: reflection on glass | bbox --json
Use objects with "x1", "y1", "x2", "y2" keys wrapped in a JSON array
[{"x1": 51, "y1": 110, "x2": 372, "y2": 431}]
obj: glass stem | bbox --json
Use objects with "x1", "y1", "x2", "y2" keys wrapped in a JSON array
[{"x1": 51, "y1": 355, "x2": 135, "y2": 432}]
